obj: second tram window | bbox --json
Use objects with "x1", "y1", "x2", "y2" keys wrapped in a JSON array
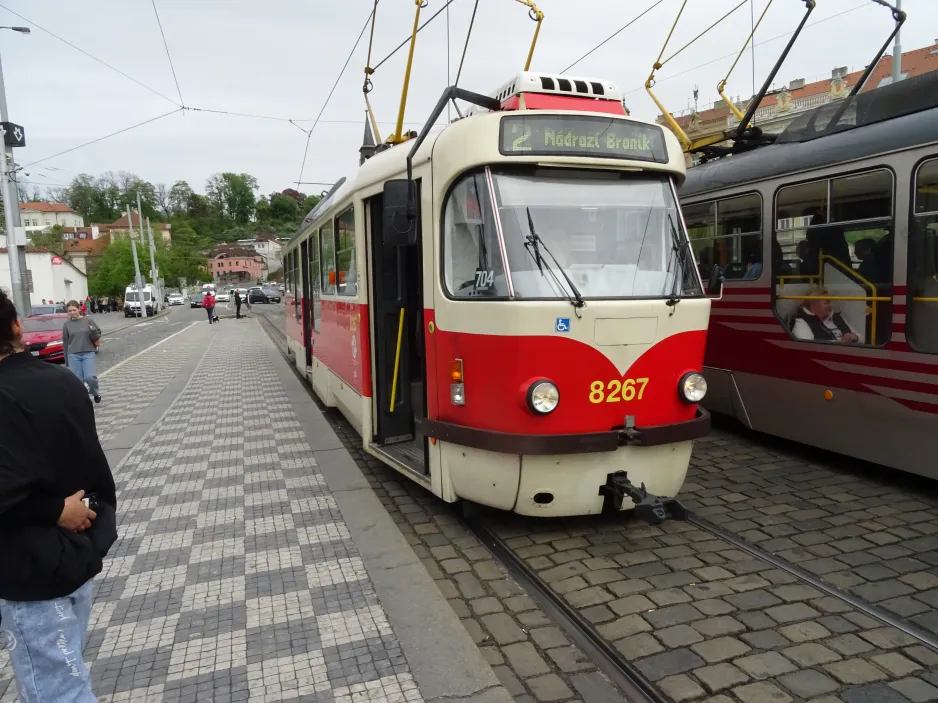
[{"x1": 774, "y1": 170, "x2": 894, "y2": 346}]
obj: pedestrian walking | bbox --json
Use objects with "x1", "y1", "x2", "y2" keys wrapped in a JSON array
[
  {"x1": 234, "y1": 289, "x2": 242, "y2": 319},
  {"x1": 89, "y1": 298, "x2": 97, "y2": 314},
  {"x1": 0, "y1": 290, "x2": 117, "y2": 703},
  {"x1": 202, "y1": 291, "x2": 216, "y2": 324},
  {"x1": 63, "y1": 300, "x2": 102, "y2": 404}
]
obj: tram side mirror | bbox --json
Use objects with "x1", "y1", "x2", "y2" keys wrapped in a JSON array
[
  {"x1": 383, "y1": 179, "x2": 418, "y2": 247},
  {"x1": 708, "y1": 265, "x2": 725, "y2": 295}
]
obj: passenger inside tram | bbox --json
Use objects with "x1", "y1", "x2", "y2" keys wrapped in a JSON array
[{"x1": 791, "y1": 287, "x2": 860, "y2": 344}]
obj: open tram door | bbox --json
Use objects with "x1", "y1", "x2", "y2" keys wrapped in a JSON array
[{"x1": 366, "y1": 180, "x2": 429, "y2": 474}]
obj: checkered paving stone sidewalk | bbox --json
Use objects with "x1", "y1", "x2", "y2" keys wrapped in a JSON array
[
  {"x1": 0, "y1": 321, "x2": 422, "y2": 703},
  {"x1": 94, "y1": 322, "x2": 211, "y2": 443}
]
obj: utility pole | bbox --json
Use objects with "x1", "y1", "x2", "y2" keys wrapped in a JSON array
[
  {"x1": 891, "y1": 0, "x2": 902, "y2": 83},
  {"x1": 146, "y1": 217, "x2": 159, "y2": 308},
  {"x1": 0, "y1": 46, "x2": 30, "y2": 316},
  {"x1": 127, "y1": 205, "x2": 147, "y2": 318}
]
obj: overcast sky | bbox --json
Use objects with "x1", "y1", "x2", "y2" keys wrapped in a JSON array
[{"x1": 4, "y1": 0, "x2": 937, "y2": 199}]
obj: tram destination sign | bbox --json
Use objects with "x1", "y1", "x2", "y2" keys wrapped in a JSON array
[{"x1": 499, "y1": 114, "x2": 667, "y2": 163}]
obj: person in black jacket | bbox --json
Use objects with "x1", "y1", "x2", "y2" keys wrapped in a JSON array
[{"x1": 0, "y1": 290, "x2": 117, "y2": 703}]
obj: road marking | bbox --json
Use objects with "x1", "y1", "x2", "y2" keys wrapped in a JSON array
[{"x1": 100, "y1": 322, "x2": 199, "y2": 378}]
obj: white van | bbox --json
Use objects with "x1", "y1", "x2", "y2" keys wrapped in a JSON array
[{"x1": 124, "y1": 284, "x2": 158, "y2": 317}]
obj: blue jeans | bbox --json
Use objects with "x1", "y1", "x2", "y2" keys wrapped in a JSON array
[
  {"x1": 67, "y1": 352, "x2": 99, "y2": 397},
  {"x1": 0, "y1": 580, "x2": 96, "y2": 703},
  {"x1": 205, "y1": 306, "x2": 214, "y2": 323}
]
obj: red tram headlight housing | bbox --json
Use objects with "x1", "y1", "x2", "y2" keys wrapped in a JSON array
[
  {"x1": 526, "y1": 379, "x2": 560, "y2": 415},
  {"x1": 679, "y1": 371, "x2": 707, "y2": 403}
]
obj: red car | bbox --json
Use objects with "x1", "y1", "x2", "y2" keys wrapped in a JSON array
[{"x1": 22, "y1": 314, "x2": 69, "y2": 363}]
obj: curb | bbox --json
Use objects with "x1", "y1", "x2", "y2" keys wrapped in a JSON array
[{"x1": 257, "y1": 321, "x2": 513, "y2": 703}]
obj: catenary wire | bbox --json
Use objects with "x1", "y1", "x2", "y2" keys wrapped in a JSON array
[
  {"x1": 454, "y1": 0, "x2": 479, "y2": 88},
  {"x1": 0, "y1": 3, "x2": 179, "y2": 106},
  {"x1": 560, "y1": 0, "x2": 666, "y2": 75},
  {"x1": 371, "y1": 0, "x2": 459, "y2": 73},
  {"x1": 296, "y1": 8, "x2": 375, "y2": 187},
  {"x1": 22, "y1": 108, "x2": 183, "y2": 169},
  {"x1": 622, "y1": 1, "x2": 870, "y2": 95},
  {"x1": 150, "y1": 0, "x2": 185, "y2": 106}
]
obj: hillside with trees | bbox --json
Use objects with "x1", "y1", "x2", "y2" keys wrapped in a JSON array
[{"x1": 24, "y1": 171, "x2": 323, "y2": 298}]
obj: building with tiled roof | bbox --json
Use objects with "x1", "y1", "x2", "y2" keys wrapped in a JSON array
[
  {"x1": 105, "y1": 210, "x2": 172, "y2": 244},
  {"x1": 658, "y1": 39, "x2": 938, "y2": 155},
  {"x1": 20, "y1": 202, "x2": 84, "y2": 233}
]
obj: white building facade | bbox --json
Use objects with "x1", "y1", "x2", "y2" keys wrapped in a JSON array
[
  {"x1": 0, "y1": 249, "x2": 89, "y2": 308},
  {"x1": 237, "y1": 235, "x2": 283, "y2": 275},
  {"x1": 20, "y1": 203, "x2": 85, "y2": 233}
]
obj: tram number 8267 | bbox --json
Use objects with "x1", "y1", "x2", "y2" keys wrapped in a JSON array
[{"x1": 589, "y1": 378, "x2": 649, "y2": 404}]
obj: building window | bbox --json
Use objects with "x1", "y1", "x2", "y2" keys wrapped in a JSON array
[
  {"x1": 774, "y1": 169, "x2": 894, "y2": 346},
  {"x1": 684, "y1": 193, "x2": 762, "y2": 286},
  {"x1": 320, "y1": 220, "x2": 336, "y2": 295},
  {"x1": 908, "y1": 158, "x2": 938, "y2": 353},
  {"x1": 335, "y1": 206, "x2": 356, "y2": 297}
]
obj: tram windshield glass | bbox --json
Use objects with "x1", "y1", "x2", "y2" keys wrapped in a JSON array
[{"x1": 490, "y1": 169, "x2": 701, "y2": 300}]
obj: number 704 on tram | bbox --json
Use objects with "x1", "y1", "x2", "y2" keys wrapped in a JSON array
[{"x1": 281, "y1": 73, "x2": 712, "y2": 521}]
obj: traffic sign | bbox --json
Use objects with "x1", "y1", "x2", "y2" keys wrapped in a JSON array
[{"x1": 1, "y1": 122, "x2": 25, "y2": 148}]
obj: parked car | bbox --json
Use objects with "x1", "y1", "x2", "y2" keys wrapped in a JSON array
[
  {"x1": 261, "y1": 286, "x2": 281, "y2": 303},
  {"x1": 247, "y1": 287, "x2": 270, "y2": 304},
  {"x1": 190, "y1": 293, "x2": 206, "y2": 308},
  {"x1": 215, "y1": 290, "x2": 231, "y2": 303},
  {"x1": 21, "y1": 314, "x2": 68, "y2": 363},
  {"x1": 29, "y1": 303, "x2": 66, "y2": 316},
  {"x1": 168, "y1": 293, "x2": 185, "y2": 306}
]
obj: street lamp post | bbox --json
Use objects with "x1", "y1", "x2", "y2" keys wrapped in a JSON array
[{"x1": 0, "y1": 26, "x2": 30, "y2": 316}]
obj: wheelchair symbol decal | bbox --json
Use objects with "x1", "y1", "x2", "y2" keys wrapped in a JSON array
[{"x1": 555, "y1": 317, "x2": 571, "y2": 333}]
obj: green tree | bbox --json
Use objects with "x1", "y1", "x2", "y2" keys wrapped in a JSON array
[
  {"x1": 301, "y1": 194, "x2": 321, "y2": 214},
  {"x1": 269, "y1": 194, "x2": 298, "y2": 222},
  {"x1": 205, "y1": 172, "x2": 257, "y2": 225},
  {"x1": 168, "y1": 181, "x2": 193, "y2": 215},
  {"x1": 28, "y1": 225, "x2": 65, "y2": 255}
]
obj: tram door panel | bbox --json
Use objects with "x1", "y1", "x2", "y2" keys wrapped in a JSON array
[
  {"x1": 300, "y1": 239, "x2": 313, "y2": 367},
  {"x1": 368, "y1": 190, "x2": 426, "y2": 467}
]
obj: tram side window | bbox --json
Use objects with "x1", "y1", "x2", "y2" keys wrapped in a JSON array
[
  {"x1": 335, "y1": 207, "x2": 357, "y2": 297},
  {"x1": 320, "y1": 219, "x2": 336, "y2": 295},
  {"x1": 774, "y1": 169, "x2": 893, "y2": 346},
  {"x1": 309, "y1": 230, "x2": 322, "y2": 332},
  {"x1": 908, "y1": 158, "x2": 938, "y2": 353},
  {"x1": 443, "y1": 171, "x2": 509, "y2": 298},
  {"x1": 685, "y1": 194, "x2": 762, "y2": 289}
]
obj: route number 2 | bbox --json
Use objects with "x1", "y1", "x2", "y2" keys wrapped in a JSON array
[{"x1": 589, "y1": 378, "x2": 649, "y2": 404}]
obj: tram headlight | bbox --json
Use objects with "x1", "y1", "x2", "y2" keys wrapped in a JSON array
[
  {"x1": 450, "y1": 383, "x2": 466, "y2": 406},
  {"x1": 679, "y1": 372, "x2": 708, "y2": 403},
  {"x1": 527, "y1": 380, "x2": 560, "y2": 415}
]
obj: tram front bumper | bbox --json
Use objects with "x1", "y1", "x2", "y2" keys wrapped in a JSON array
[
  {"x1": 417, "y1": 408, "x2": 710, "y2": 455},
  {"x1": 419, "y1": 409, "x2": 709, "y2": 518}
]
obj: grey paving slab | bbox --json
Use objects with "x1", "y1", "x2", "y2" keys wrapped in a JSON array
[{"x1": 0, "y1": 320, "x2": 504, "y2": 703}]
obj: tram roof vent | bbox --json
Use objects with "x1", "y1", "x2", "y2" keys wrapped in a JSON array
[{"x1": 466, "y1": 72, "x2": 622, "y2": 115}]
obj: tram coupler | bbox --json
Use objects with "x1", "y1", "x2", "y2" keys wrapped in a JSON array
[{"x1": 599, "y1": 471, "x2": 687, "y2": 525}]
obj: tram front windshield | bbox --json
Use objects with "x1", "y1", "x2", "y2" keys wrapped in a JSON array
[{"x1": 444, "y1": 168, "x2": 701, "y2": 300}]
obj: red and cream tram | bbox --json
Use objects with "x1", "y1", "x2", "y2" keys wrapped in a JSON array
[
  {"x1": 680, "y1": 71, "x2": 938, "y2": 478},
  {"x1": 281, "y1": 73, "x2": 711, "y2": 518}
]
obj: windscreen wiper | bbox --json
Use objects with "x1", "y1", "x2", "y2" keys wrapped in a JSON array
[
  {"x1": 665, "y1": 213, "x2": 689, "y2": 309},
  {"x1": 525, "y1": 208, "x2": 585, "y2": 310}
]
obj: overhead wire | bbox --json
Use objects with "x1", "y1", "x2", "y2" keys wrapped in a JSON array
[
  {"x1": 622, "y1": 1, "x2": 871, "y2": 95},
  {"x1": 296, "y1": 8, "x2": 375, "y2": 187},
  {"x1": 454, "y1": 0, "x2": 479, "y2": 88},
  {"x1": 150, "y1": 0, "x2": 185, "y2": 106},
  {"x1": 561, "y1": 0, "x2": 665, "y2": 75},
  {"x1": 0, "y1": 3, "x2": 179, "y2": 106},
  {"x1": 23, "y1": 108, "x2": 183, "y2": 169},
  {"x1": 371, "y1": 0, "x2": 458, "y2": 73}
]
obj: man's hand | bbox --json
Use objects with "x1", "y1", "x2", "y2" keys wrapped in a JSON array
[
  {"x1": 841, "y1": 333, "x2": 859, "y2": 344},
  {"x1": 58, "y1": 490, "x2": 97, "y2": 532}
]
